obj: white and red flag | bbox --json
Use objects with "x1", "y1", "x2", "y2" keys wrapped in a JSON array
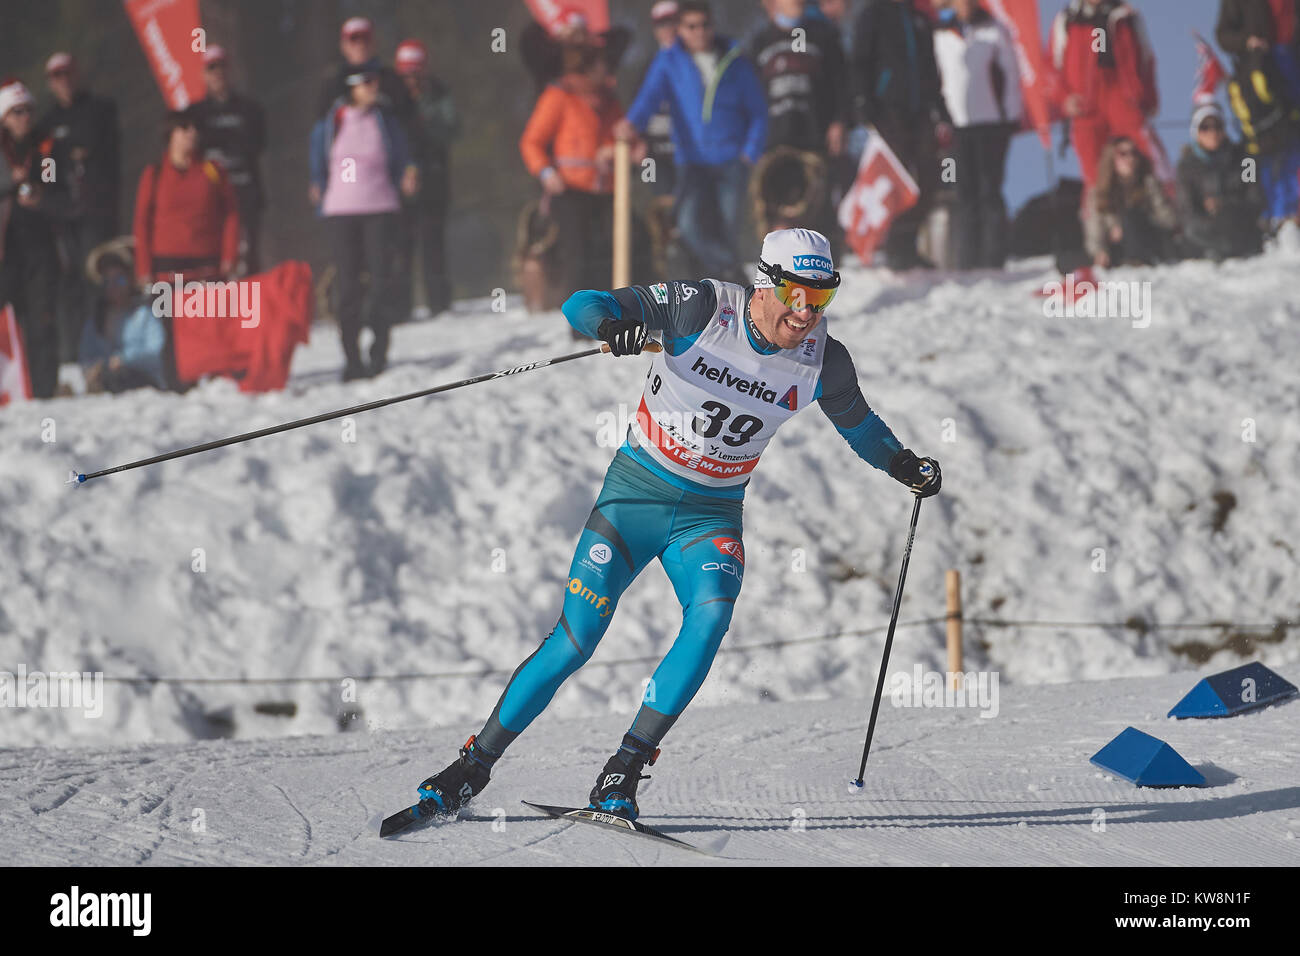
[
  {"x1": 1191, "y1": 30, "x2": 1227, "y2": 103},
  {"x1": 123, "y1": 0, "x2": 206, "y2": 109},
  {"x1": 0, "y1": 303, "x2": 32, "y2": 406},
  {"x1": 837, "y1": 129, "x2": 920, "y2": 266}
]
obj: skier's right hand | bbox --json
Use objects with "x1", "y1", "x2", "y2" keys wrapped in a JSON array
[
  {"x1": 597, "y1": 318, "x2": 648, "y2": 356},
  {"x1": 889, "y1": 449, "x2": 942, "y2": 497}
]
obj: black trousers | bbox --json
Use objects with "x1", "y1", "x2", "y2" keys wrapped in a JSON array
[
  {"x1": 1181, "y1": 201, "x2": 1263, "y2": 261},
  {"x1": 1, "y1": 219, "x2": 60, "y2": 398},
  {"x1": 874, "y1": 116, "x2": 941, "y2": 267},
  {"x1": 398, "y1": 190, "x2": 451, "y2": 317},
  {"x1": 238, "y1": 199, "x2": 263, "y2": 276},
  {"x1": 950, "y1": 123, "x2": 1013, "y2": 270},
  {"x1": 1108, "y1": 208, "x2": 1178, "y2": 266},
  {"x1": 548, "y1": 189, "x2": 613, "y2": 295},
  {"x1": 54, "y1": 214, "x2": 114, "y2": 363},
  {"x1": 330, "y1": 212, "x2": 399, "y2": 369}
]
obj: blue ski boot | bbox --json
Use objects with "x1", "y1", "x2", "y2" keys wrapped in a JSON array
[
  {"x1": 587, "y1": 733, "x2": 660, "y2": 821},
  {"x1": 416, "y1": 735, "x2": 494, "y2": 816}
]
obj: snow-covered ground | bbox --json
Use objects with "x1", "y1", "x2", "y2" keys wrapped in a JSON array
[
  {"x1": 2, "y1": 251, "x2": 1298, "y2": 748},
  {"x1": 2, "y1": 673, "x2": 1295, "y2": 865}
]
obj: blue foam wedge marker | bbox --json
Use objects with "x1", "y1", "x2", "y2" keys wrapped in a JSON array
[
  {"x1": 1168, "y1": 662, "x2": 1298, "y2": 719},
  {"x1": 1090, "y1": 727, "x2": 1206, "y2": 787}
]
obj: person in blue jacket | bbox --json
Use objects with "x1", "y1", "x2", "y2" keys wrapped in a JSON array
[
  {"x1": 79, "y1": 241, "x2": 167, "y2": 393},
  {"x1": 617, "y1": 0, "x2": 768, "y2": 285}
]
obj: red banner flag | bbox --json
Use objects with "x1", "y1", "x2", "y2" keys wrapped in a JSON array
[
  {"x1": 171, "y1": 262, "x2": 313, "y2": 393},
  {"x1": 837, "y1": 129, "x2": 920, "y2": 266},
  {"x1": 123, "y1": 0, "x2": 206, "y2": 109},
  {"x1": 0, "y1": 303, "x2": 32, "y2": 406},
  {"x1": 985, "y1": 0, "x2": 1052, "y2": 147},
  {"x1": 524, "y1": 0, "x2": 610, "y2": 36}
]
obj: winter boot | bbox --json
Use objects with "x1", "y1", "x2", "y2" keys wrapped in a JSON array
[
  {"x1": 587, "y1": 733, "x2": 660, "y2": 821},
  {"x1": 416, "y1": 735, "x2": 495, "y2": 816}
]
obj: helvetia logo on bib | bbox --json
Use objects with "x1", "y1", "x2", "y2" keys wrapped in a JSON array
[{"x1": 777, "y1": 385, "x2": 797, "y2": 411}]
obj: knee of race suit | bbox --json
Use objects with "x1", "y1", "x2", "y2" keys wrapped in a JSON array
[{"x1": 680, "y1": 598, "x2": 736, "y2": 650}]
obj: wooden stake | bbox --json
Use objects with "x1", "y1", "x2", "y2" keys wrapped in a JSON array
[
  {"x1": 946, "y1": 569, "x2": 963, "y2": 689},
  {"x1": 612, "y1": 138, "x2": 630, "y2": 289}
]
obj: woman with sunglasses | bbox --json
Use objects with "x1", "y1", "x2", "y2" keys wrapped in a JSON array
[
  {"x1": 0, "y1": 79, "x2": 60, "y2": 398},
  {"x1": 1176, "y1": 100, "x2": 1264, "y2": 262},
  {"x1": 407, "y1": 228, "x2": 941, "y2": 824},
  {"x1": 1084, "y1": 136, "x2": 1180, "y2": 268},
  {"x1": 310, "y1": 60, "x2": 418, "y2": 381}
]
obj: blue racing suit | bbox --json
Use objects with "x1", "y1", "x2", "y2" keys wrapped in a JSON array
[{"x1": 473, "y1": 279, "x2": 904, "y2": 758}]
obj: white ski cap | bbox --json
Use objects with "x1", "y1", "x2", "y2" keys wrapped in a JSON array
[{"x1": 754, "y1": 228, "x2": 835, "y2": 288}]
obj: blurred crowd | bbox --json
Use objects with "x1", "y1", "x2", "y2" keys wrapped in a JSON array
[
  {"x1": 2, "y1": 0, "x2": 1300, "y2": 399},
  {"x1": 514, "y1": 0, "x2": 1300, "y2": 303}
]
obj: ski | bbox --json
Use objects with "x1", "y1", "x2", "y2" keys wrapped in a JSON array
[
  {"x1": 379, "y1": 800, "x2": 448, "y2": 838},
  {"x1": 521, "y1": 801, "x2": 711, "y2": 855}
]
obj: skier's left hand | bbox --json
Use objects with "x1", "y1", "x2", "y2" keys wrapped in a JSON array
[{"x1": 889, "y1": 449, "x2": 942, "y2": 497}]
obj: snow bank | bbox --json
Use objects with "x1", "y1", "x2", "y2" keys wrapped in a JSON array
[{"x1": 2, "y1": 251, "x2": 1297, "y2": 746}]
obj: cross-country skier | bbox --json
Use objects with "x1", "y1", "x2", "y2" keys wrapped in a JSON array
[{"x1": 415, "y1": 228, "x2": 940, "y2": 821}]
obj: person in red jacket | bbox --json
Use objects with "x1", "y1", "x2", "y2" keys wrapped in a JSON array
[
  {"x1": 1049, "y1": 0, "x2": 1172, "y2": 195},
  {"x1": 133, "y1": 108, "x2": 240, "y2": 288}
]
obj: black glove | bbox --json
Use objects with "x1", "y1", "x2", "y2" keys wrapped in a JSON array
[
  {"x1": 596, "y1": 318, "x2": 648, "y2": 356},
  {"x1": 889, "y1": 449, "x2": 942, "y2": 497}
]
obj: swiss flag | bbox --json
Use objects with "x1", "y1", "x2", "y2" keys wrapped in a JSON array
[
  {"x1": 837, "y1": 129, "x2": 920, "y2": 266},
  {"x1": 0, "y1": 303, "x2": 32, "y2": 406}
]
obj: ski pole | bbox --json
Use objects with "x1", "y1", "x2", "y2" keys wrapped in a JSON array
[
  {"x1": 71, "y1": 341, "x2": 661, "y2": 486},
  {"x1": 852, "y1": 493, "x2": 924, "y2": 787}
]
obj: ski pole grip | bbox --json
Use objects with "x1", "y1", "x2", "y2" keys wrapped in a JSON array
[{"x1": 599, "y1": 341, "x2": 663, "y2": 355}]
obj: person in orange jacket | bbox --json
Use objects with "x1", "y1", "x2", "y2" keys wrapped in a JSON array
[
  {"x1": 519, "y1": 43, "x2": 629, "y2": 294},
  {"x1": 1049, "y1": 0, "x2": 1173, "y2": 196}
]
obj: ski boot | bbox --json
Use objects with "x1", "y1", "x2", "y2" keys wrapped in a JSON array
[
  {"x1": 587, "y1": 733, "x2": 660, "y2": 821},
  {"x1": 416, "y1": 735, "x2": 494, "y2": 817}
]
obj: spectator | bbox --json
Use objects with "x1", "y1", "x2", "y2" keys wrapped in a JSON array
[
  {"x1": 521, "y1": 9, "x2": 632, "y2": 95},
  {"x1": 35, "y1": 52, "x2": 120, "y2": 365},
  {"x1": 1176, "y1": 100, "x2": 1264, "y2": 261},
  {"x1": 519, "y1": 45, "x2": 624, "y2": 296},
  {"x1": 1049, "y1": 1, "x2": 1172, "y2": 194},
  {"x1": 643, "y1": 1, "x2": 682, "y2": 197},
  {"x1": 394, "y1": 39, "x2": 460, "y2": 318},
  {"x1": 817, "y1": 0, "x2": 863, "y2": 50},
  {"x1": 851, "y1": 0, "x2": 952, "y2": 269},
  {"x1": 79, "y1": 238, "x2": 167, "y2": 393},
  {"x1": 619, "y1": 0, "x2": 768, "y2": 284},
  {"x1": 1216, "y1": 0, "x2": 1300, "y2": 102},
  {"x1": 1085, "y1": 136, "x2": 1179, "y2": 267},
  {"x1": 319, "y1": 17, "x2": 412, "y2": 124},
  {"x1": 0, "y1": 80, "x2": 60, "y2": 398},
  {"x1": 191, "y1": 46, "x2": 267, "y2": 274},
  {"x1": 133, "y1": 108, "x2": 240, "y2": 286},
  {"x1": 1216, "y1": 0, "x2": 1300, "y2": 230},
  {"x1": 310, "y1": 61, "x2": 417, "y2": 381},
  {"x1": 749, "y1": 0, "x2": 850, "y2": 157},
  {"x1": 933, "y1": 0, "x2": 1022, "y2": 269}
]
